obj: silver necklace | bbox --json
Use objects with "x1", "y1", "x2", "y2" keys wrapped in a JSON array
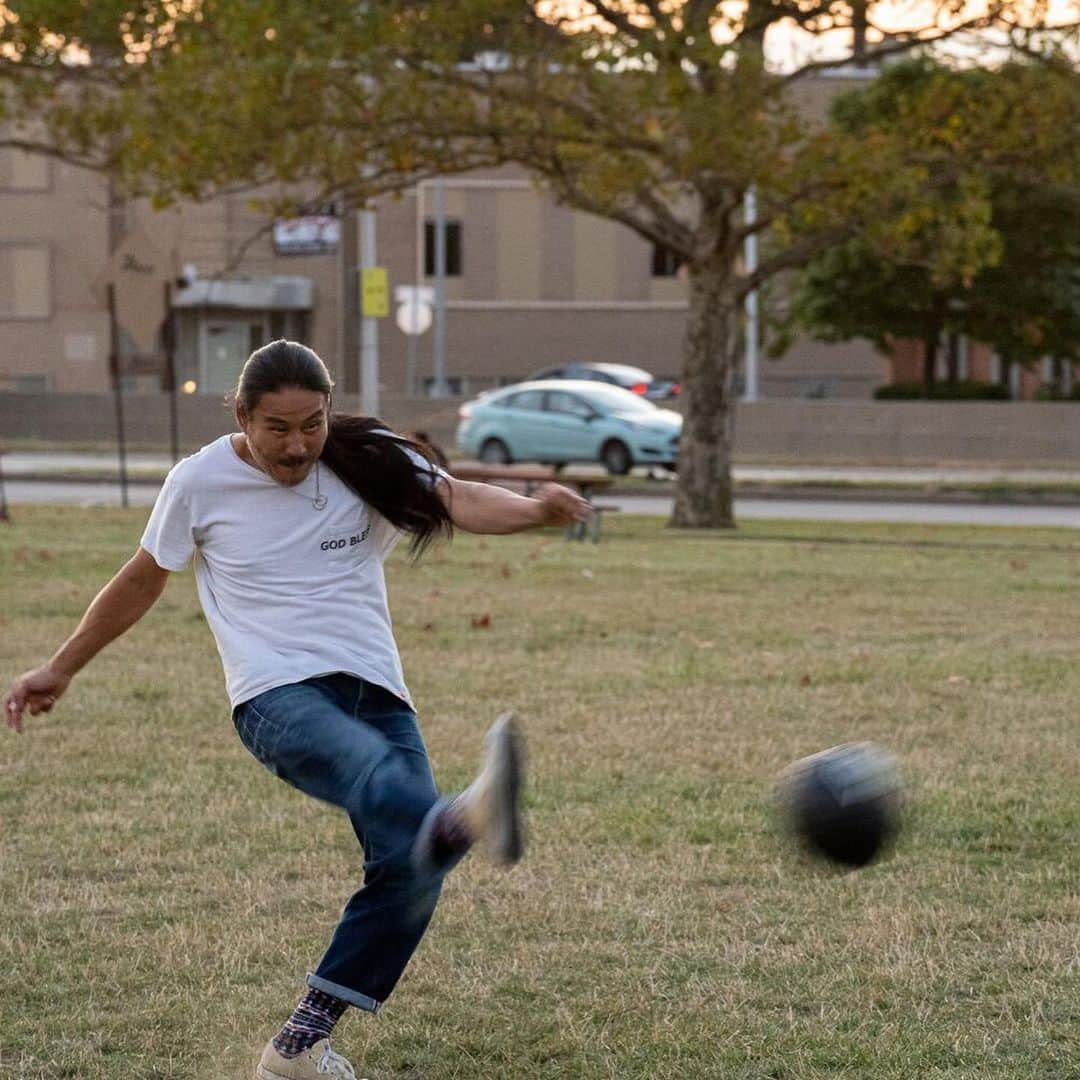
[
  {"x1": 311, "y1": 462, "x2": 328, "y2": 510},
  {"x1": 284, "y1": 460, "x2": 327, "y2": 510},
  {"x1": 239, "y1": 436, "x2": 328, "y2": 509}
]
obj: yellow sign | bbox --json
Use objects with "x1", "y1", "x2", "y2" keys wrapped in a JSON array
[{"x1": 361, "y1": 267, "x2": 390, "y2": 318}]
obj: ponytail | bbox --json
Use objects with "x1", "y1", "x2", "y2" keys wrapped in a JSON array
[{"x1": 321, "y1": 415, "x2": 453, "y2": 557}]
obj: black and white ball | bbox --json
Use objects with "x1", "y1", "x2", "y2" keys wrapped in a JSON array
[{"x1": 778, "y1": 742, "x2": 902, "y2": 869}]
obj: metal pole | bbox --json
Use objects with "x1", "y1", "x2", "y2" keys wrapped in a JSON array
[
  {"x1": 163, "y1": 280, "x2": 180, "y2": 463},
  {"x1": 336, "y1": 198, "x2": 348, "y2": 397},
  {"x1": 406, "y1": 324, "x2": 418, "y2": 397},
  {"x1": 743, "y1": 186, "x2": 760, "y2": 403},
  {"x1": 0, "y1": 441, "x2": 9, "y2": 523},
  {"x1": 107, "y1": 282, "x2": 130, "y2": 509},
  {"x1": 360, "y1": 206, "x2": 379, "y2": 416},
  {"x1": 432, "y1": 177, "x2": 448, "y2": 397}
]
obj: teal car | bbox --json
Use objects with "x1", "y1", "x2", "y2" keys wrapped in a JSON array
[{"x1": 456, "y1": 379, "x2": 681, "y2": 475}]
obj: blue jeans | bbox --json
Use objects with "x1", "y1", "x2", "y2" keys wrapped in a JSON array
[{"x1": 233, "y1": 673, "x2": 458, "y2": 1012}]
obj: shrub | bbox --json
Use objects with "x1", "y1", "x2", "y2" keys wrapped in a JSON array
[
  {"x1": 1036, "y1": 383, "x2": 1080, "y2": 401},
  {"x1": 874, "y1": 380, "x2": 1012, "y2": 401},
  {"x1": 874, "y1": 382, "x2": 923, "y2": 399}
]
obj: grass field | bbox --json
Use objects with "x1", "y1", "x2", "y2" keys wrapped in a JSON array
[{"x1": 1, "y1": 507, "x2": 1078, "y2": 1079}]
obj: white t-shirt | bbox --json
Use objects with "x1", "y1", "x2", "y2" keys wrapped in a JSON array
[{"x1": 140, "y1": 433, "x2": 441, "y2": 709}]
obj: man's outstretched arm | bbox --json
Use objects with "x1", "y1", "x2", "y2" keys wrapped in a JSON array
[
  {"x1": 437, "y1": 477, "x2": 593, "y2": 535},
  {"x1": 4, "y1": 547, "x2": 171, "y2": 733}
]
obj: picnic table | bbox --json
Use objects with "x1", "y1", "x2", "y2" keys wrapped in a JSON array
[{"x1": 448, "y1": 463, "x2": 618, "y2": 541}]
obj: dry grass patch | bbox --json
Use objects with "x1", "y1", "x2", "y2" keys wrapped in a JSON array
[{"x1": 1, "y1": 508, "x2": 1078, "y2": 1078}]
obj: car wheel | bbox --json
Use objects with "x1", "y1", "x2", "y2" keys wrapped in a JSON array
[
  {"x1": 601, "y1": 439, "x2": 632, "y2": 476},
  {"x1": 479, "y1": 438, "x2": 512, "y2": 465}
]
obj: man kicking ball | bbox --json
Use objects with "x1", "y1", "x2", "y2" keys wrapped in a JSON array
[{"x1": 3, "y1": 340, "x2": 592, "y2": 1080}]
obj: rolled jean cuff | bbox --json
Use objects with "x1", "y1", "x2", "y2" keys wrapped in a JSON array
[{"x1": 306, "y1": 972, "x2": 381, "y2": 1014}]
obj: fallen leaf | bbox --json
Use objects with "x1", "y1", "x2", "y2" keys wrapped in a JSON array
[
  {"x1": 471, "y1": 614, "x2": 491, "y2": 629},
  {"x1": 799, "y1": 674, "x2": 812, "y2": 688}
]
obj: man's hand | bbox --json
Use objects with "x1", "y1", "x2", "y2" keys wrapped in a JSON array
[
  {"x1": 3, "y1": 547, "x2": 170, "y2": 734},
  {"x1": 534, "y1": 483, "x2": 594, "y2": 527},
  {"x1": 4, "y1": 665, "x2": 71, "y2": 734}
]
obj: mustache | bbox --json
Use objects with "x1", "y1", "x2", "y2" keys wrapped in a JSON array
[{"x1": 278, "y1": 457, "x2": 310, "y2": 468}]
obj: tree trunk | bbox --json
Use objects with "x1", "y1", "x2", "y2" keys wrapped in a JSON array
[
  {"x1": 921, "y1": 297, "x2": 947, "y2": 397},
  {"x1": 945, "y1": 331, "x2": 960, "y2": 384},
  {"x1": 921, "y1": 324, "x2": 939, "y2": 397},
  {"x1": 670, "y1": 263, "x2": 739, "y2": 529}
]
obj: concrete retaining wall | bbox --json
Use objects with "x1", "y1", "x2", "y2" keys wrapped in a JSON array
[
  {"x1": 733, "y1": 401, "x2": 1080, "y2": 465},
  {"x1": 0, "y1": 392, "x2": 466, "y2": 454},
  {"x1": 2, "y1": 393, "x2": 1078, "y2": 465}
]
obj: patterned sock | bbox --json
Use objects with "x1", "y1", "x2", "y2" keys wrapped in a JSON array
[
  {"x1": 431, "y1": 800, "x2": 474, "y2": 862},
  {"x1": 272, "y1": 987, "x2": 349, "y2": 1058}
]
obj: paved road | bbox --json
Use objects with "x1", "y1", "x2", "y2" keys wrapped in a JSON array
[
  {"x1": 6, "y1": 479, "x2": 1080, "y2": 528},
  {"x1": 6, "y1": 452, "x2": 1080, "y2": 487},
  {"x1": 593, "y1": 494, "x2": 1080, "y2": 529},
  {"x1": 5, "y1": 480, "x2": 163, "y2": 507}
]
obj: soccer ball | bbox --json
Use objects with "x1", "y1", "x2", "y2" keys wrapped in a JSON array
[{"x1": 777, "y1": 742, "x2": 902, "y2": 869}]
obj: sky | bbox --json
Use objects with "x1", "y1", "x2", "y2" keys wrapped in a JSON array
[
  {"x1": 1, "y1": 1, "x2": 1077, "y2": 70},
  {"x1": 536, "y1": 0, "x2": 1080, "y2": 70}
]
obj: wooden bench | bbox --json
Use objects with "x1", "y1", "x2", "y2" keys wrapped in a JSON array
[
  {"x1": 449, "y1": 463, "x2": 559, "y2": 494},
  {"x1": 449, "y1": 463, "x2": 614, "y2": 500}
]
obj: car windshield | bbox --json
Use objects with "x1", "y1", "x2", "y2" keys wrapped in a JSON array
[{"x1": 578, "y1": 385, "x2": 659, "y2": 415}]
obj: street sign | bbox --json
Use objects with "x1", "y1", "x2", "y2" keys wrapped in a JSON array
[
  {"x1": 394, "y1": 284, "x2": 434, "y2": 335},
  {"x1": 396, "y1": 300, "x2": 433, "y2": 335},
  {"x1": 273, "y1": 215, "x2": 340, "y2": 255},
  {"x1": 394, "y1": 285, "x2": 435, "y2": 305},
  {"x1": 361, "y1": 267, "x2": 389, "y2": 318}
]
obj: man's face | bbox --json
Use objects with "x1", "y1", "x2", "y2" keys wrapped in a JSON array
[{"x1": 237, "y1": 387, "x2": 330, "y2": 486}]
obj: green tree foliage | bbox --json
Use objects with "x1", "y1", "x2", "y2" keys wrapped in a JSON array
[
  {"x1": 2, "y1": 3, "x2": 1078, "y2": 525},
  {"x1": 776, "y1": 58, "x2": 1080, "y2": 395}
]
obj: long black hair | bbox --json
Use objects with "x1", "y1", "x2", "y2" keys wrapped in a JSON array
[{"x1": 236, "y1": 340, "x2": 453, "y2": 555}]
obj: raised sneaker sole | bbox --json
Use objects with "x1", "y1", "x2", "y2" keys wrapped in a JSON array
[{"x1": 487, "y1": 713, "x2": 524, "y2": 865}]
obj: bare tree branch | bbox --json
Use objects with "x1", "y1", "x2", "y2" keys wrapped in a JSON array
[
  {"x1": 741, "y1": 223, "x2": 852, "y2": 296},
  {"x1": 783, "y1": 10, "x2": 1023, "y2": 83},
  {"x1": 585, "y1": 0, "x2": 648, "y2": 42}
]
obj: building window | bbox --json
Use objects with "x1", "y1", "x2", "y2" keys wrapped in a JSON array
[
  {"x1": 0, "y1": 243, "x2": 51, "y2": 319},
  {"x1": 651, "y1": 244, "x2": 684, "y2": 278},
  {"x1": 424, "y1": 220, "x2": 463, "y2": 277},
  {"x1": 0, "y1": 149, "x2": 50, "y2": 192}
]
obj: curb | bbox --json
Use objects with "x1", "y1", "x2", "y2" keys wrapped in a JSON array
[{"x1": 10, "y1": 472, "x2": 1080, "y2": 508}]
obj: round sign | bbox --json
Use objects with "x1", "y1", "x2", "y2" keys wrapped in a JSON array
[{"x1": 396, "y1": 301, "x2": 433, "y2": 336}]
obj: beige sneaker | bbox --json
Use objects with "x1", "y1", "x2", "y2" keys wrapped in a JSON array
[
  {"x1": 256, "y1": 1038, "x2": 364, "y2": 1080},
  {"x1": 454, "y1": 712, "x2": 524, "y2": 865}
]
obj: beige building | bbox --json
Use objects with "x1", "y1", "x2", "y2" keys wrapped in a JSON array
[
  {"x1": 0, "y1": 149, "x2": 343, "y2": 397},
  {"x1": 2, "y1": 75, "x2": 889, "y2": 402},
  {"x1": 1, "y1": 148, "x2": 110, "y2": 393}
]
